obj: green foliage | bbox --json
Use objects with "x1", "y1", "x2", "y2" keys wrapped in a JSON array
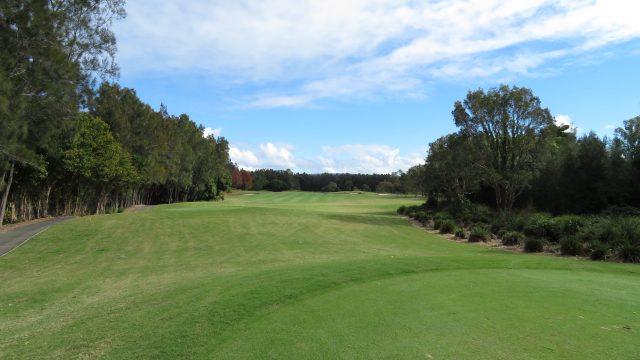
[
  {"x1": 523, "y1": 214, "x2": 553, "y2": 239},
  {"x1": 454, "y1": 228, "x2": 466, "y2": 239},
  {"x1": 550, "y1": 215, "x2": 585, "y2": 241},
  {"x1": 502, "y1": 231, "x2": 525, "y2": 246},
  {"x1": 589, "y1": 242, "x2": 608, "y2": 261},
  {"x1": 439, "y1": 220, "x2": 456, "y2": 234},
  {"x1": 265, "y1": 179, "x2": 290, "y2": 192},
  {"x1": 452, "y1": 85, "x2": 555, "y2": 210},
  {"x1": 415, "y1": 211, "x2": 429, "y2": 225},
  {"x1": 396, "y1": 206, "x2": 407, "y2": 215},
  {"x1": 618, "y1": 243, "x2": 640, "y2": 263},
  {"x1": 524, "y1": 238, "x2": 544, "y2": 253},
  {"x1": 375, "y1": 180, "x2": 394, "y2": 194},
  {"x1": 560, "y1": 236, "x2": 583, "y2": 256},
  {"x1": 321, "y1": 181, "x2": 340, "y2": 192},
  {"x1": 468, "y1": 225, "x2": 489, "y2": 242},
  {"x1": 63, "y1": 114, "x2": 138, "y2": 184}
]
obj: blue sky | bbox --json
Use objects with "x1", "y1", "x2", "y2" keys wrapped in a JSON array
[{"x1": 112, "y1": 0, "x2": 640, "y2": 173}]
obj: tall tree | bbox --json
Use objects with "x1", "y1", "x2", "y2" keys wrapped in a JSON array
[
  {"x1": 452, "y1": 85, "x2": 555, "y2": 210},
  {"x1": 0, "y1": 0, "x2": 125, "y2": 225}
]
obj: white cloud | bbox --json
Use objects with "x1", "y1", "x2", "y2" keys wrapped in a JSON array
[
  {"x1": 555, "y1": 114, "x2": 579, "y2": 133},
  {"x1": 203, "y1": 127, "x2": 222, "y2": 138},
  {"x1": 116, "y1": 0, "x2": 640, "y2": 107},
  {"x1": 229, "y1": 142, "x2": 423, "y2": 173},
  {"x1": 229, "y1": 142, "x2": 298, "y2": 170},
  {"x1": 319, "y1": 144, "x2": 423, "y2": 173},
  {"x1": 259, "y1": 142, "x2": 297, "y2": 168},
  {"x1": 229, "y1": 146, "x2": 260, "y2": 170}
]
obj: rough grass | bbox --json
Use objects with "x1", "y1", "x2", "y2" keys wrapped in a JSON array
[{"x1": 1, "y1": 191, "x2": 639, "y2": 359}]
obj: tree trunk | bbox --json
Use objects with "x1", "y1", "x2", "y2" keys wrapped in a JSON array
[{"x1": 0, "y1": 161, "x2": 15, "y2": 227}]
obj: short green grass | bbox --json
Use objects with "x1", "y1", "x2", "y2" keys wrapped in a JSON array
[{"x1": 1, "y1": 191, "x2": 639, "y2": 359}]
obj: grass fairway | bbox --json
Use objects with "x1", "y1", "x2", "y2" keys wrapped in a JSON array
[{"x1": 1, "y1": 191, "x2": 639, "y2": 359}]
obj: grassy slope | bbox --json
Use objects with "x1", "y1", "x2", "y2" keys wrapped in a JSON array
[{"x1": 0, "y1": 191, "x2": 638, "y2": 359}]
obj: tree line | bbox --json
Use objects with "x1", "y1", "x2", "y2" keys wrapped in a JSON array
[
  {"x1": 398, "y1": 85, "x2": 640, "y2": 263},
  {"x1": 419, "y1": 85, "x2": 640, "y2": 215},
  {"x1": 0, "y1": 1, "x2": 231, "y2": 226},
  {"x1": 230, "y1": 168, "x2": 425, "y2": 195}
]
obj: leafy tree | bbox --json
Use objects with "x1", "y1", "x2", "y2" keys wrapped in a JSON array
[
  {"x1": 62, "y1": 113, "x2": 137, "y2": 213},
  {"x1": 321, "y1": 181, "x2": 340, "y2": 192},
  {"x1": 265, "y1": 179, "x2": 289, "y2": 192},
  {"x1": 424, "y1": 134, "x2": 482, "y2": 206},
  {"x1": 376, "y1": 181, "x2": 394, "y2": 194},
  {"x1": 452, "y1": 85, "x2": 555, "y2": 210}
]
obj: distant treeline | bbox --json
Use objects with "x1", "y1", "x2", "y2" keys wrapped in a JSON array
[
  {"x1": 0, "y1": 1, "x2": 231, "y2": 226},
  {"x1": 231, "y1": 168, "x2": 424, "y2": 194}
]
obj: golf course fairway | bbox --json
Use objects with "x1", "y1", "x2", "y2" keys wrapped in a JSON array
[{"x1": 1, "y1": 191, "x2": 639, "y2": 359}]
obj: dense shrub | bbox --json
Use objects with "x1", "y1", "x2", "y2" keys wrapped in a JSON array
[
  {"x1": 468, "y1": 225, "x2": 489, "y2": 242},
  {"x1": 560, "y1": 236, "x2": 583, "y2": 256},
  {"x1": 439, "y1": 220, "x2": 456, "y2": 234},
  {"x1": 415, "y1": 211, "x2": 429, "y2": 225},
  {"x1": 454, "y1": 228, "x2": 466, "y2": 239},
  {"x1": 408, "y1": 211, "x2": 417, "y2": 219},
  {"x1": 433, "y1": 212, "x2": 451, "y2": 221},
  {"x1": 425, "y1": 196, "x2": 438, "y2": 210},
  {"x1": 523, "y1": 214, "x2": 553, "y2": 239},
  {"x1": 524, "y1": 238, "x2": 544, "y2": 253},
  {"x1": 550, "y1": 215, "x2": 585, "y2": 241},
  {"x1": 617, "y1": 218, "x2": 640, "y2": 245},
  {"x1": 618, "y1": 243, "x2": 640, "y2": 263},
  {"x1": 491, "y1": 211, "x2": 527, "y2": 235},
  {"x1": 501, "y1": 231, "x2": 525, "y2": 246},
  {"x1": 397, "y1": 206, "x2": 407, "y2": 215},
  {"x1": 589, "y1": 242, "x2": 608, "y2": 261}
]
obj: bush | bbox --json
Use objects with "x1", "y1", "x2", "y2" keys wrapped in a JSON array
[
  {"x1": 524, "y1": 238, "x2": 544, "y2": 253},
  {"x1": 618, "y1": 218, "x2": 640, "y2": 245},
  {"x1": 397, "y1": 206, "x2": 407, "y2": 215},
  {"x1": 618, "y1": 243, "x2": 640, "y2": 263},
  {"x1": 433, "y1": 212, "x2": 451, "y2": 221},
  {"x1": 468, "y1": 225, "x2": 489, "y2": 243},
  {"x1": 550, "y1": 215, "x2": 585, "y2": 241},
  {"x1": 415, "y1": 211, "x2": 429, "y2": 225},
  {"x1": 589, "y1": 242, "x2": 607, "y2": 261},
  {"x1": 501, "y1": 231, "x2": 525, "y2": 246},
  {"x1": 321, "y1": 181, "x2": 340, "y2": 192},
  {"x1": 523, "y1": 214, "x2": 553, "y2": 239},
  {"x1": 439, "y1": 220, "x2": 456, "y2": 234},
  {"x1": 408, "y1": 212, "x2": 417, "y2": 219},
  {"x1": 454, "y1": 228, "x2": 466, "y2": 239},
  {"x1": 425, "y1": 196, "x2": 438, "y2": 210},
  {"x1": 491, "y1": 211, "x2": 527, "y2": 234},
  {"x1": 560, "y1": 236, "x2": 583, "y2": 256}
]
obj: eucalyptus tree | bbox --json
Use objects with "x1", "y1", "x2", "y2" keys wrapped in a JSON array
[{"x1": 452, "y1": 85, "x2": 555, "y2": 210}]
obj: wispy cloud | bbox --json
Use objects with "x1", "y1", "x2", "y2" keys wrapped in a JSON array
[
  {"x1": 117, "y1": 0, "x2": 640, "y2": 107},
  {"x1": 319, "y1": 144, "x2": 424, "y2": 173},
  {"x1": 230, "y1": 142, "x2": 424, "y2": 173}
]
